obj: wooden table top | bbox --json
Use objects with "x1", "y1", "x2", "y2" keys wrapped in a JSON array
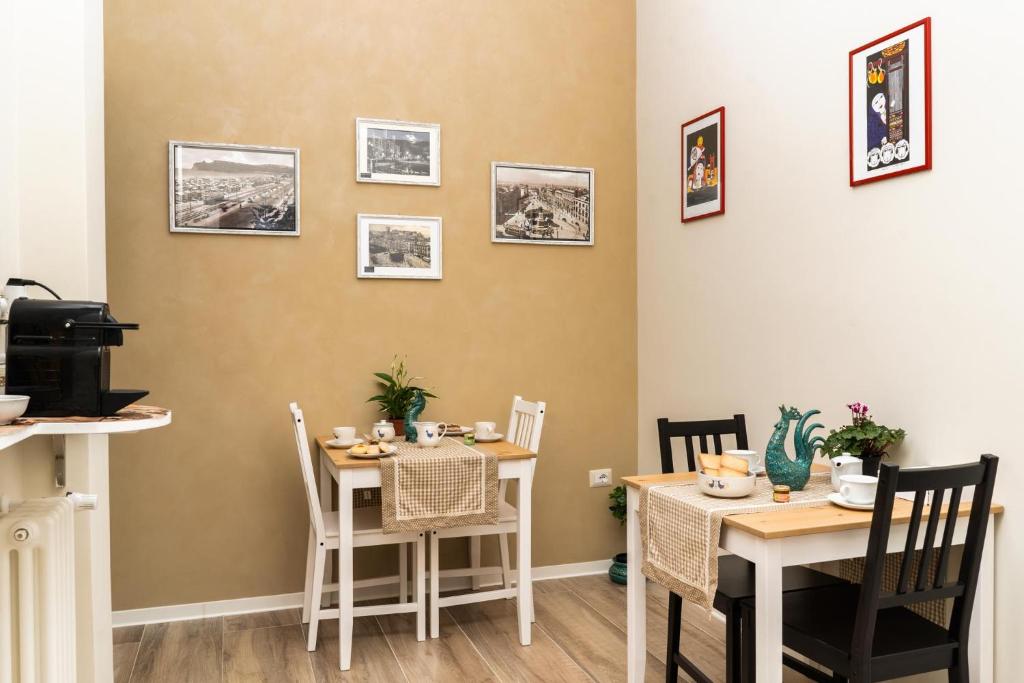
[
  {"x1": 316, "y1": 435, "x2": 536, "y2": 469},
  {"x1": 621, "y1": 465, "x2": 1004, "y2": 539}
]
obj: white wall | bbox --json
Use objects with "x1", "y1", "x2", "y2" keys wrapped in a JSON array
[
  {"x1": 637, "y1": 1, "x2": 1021, "y2": 680},
  {"x1": 1, "y1": 0, "x2": 109, "y2": 680}
]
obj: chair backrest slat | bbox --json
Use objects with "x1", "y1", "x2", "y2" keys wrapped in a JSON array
[
  {"x1": 850, "y1": 455, "x2": 998, "y2": 672},
  {"x1": 506, "y1": 395, "x2": 546, "y2": 452},
  {"x1": 656, "y1": 414, "x2": 748, "y2": 474},
  {"x1": 289, "y1": 402, "x2": 325, "y2": 540}
]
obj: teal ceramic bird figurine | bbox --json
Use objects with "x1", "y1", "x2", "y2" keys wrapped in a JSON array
[
  {"x1": 404, "y1": 389, "x2": 427, "y2": 442},
  {"x1": 764, "y1": 405, "x2": 824, "y2": 491}
]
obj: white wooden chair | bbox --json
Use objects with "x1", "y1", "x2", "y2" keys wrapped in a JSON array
[
  {"x1": 290, "y1": 402, "x2": 427, "y2": 649},
  {"x1": 430, "y1": 395, "x2": 545, "y2": 637}
]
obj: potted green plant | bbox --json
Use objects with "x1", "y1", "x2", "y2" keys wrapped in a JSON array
[
  {"x1": 607, "y1": 485, "x2": 628, "y2": 584},
  {"x1": 367, "y1": 356, "x2": 437, "y2": 437},
  {"x1": 821, "y1": 402, "x2": 906, "y2": 476}
]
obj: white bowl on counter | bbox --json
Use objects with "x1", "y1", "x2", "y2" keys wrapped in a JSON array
[
  {"x1": 0, "y1": 395, "x2": 30, "y2": 425},
  {"x1": 697, "y1": 470, "x2": 756, "y2": 498}
]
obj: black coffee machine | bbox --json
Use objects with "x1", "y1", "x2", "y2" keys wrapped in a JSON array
[{"x1": 5, "y1": 298, "x2": 148, "y2": 416}]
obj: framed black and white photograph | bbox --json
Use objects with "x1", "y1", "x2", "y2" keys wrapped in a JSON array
[
  {"x1": 168, "y1": 141, "x2": 299, "y2": 236},
  {"x1": 491, "y1": 162, "x2": 594, "y2": 245},
  {"x1": 357, "y1": 214, "x2": 442, "y2": 280},
  {"x1": 356, "y1": 118, "x2": 440, "y2": 186}
]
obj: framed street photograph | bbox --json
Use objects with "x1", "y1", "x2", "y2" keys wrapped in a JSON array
[
  {"x1": 681, "y1": 106, "x2": 724, "y2": 222},
  {"x1": 491, "y1": 162, "x2": 594, "y2": 245},
  {"x1": 168, "y1": 141, "x2": 299, "y2": 236},
  {"x1": 849, "y1": 18, "x2": 931, "y2": 186},
  {"x1": 357, "y1": 214, "x2": 442, "y2": 280},
  {"x1": 356, "y1": 118, "x2": 440, "y2": 186}
]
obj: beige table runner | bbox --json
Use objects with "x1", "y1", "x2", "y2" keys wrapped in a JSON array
[
  {"x1": 640, "y1": 473, "x2": 834, "y2": 609},
  {"x1": 380, "y1": 437, "x2": 498, "y2": 533}
]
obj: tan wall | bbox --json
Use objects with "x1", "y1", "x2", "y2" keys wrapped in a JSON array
[
  {"x1": 104, "y1": 0, "x2": 637, "y2": 610},
  {"x1": 637, "y1": 1, "x2": 1021, "y2": 680}
]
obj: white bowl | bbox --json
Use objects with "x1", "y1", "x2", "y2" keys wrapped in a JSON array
[
  {"x1": 0, "y1": 395, "x2": 30, "y2": 425},
  {"x1": 697, "y1": 470, "x2": 756, "y2": 498}
]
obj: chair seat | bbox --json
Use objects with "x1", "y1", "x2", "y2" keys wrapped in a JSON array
[
  {"x1": 712, "y1": 555, "x2": 843, "y2": 614},
  {"x1": 322, "y1": 506, "x2": 388, "y2": 537},
  {"x1": 745, "y1": 583, "x2": 957, "y2": 676}
]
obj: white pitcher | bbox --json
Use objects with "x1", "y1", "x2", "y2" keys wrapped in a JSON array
[
  {"x1": 831, "y1": 453, "x2": 863, "y2": 491},
  {"x1": 413, "y1": 421, "x2": 448, "y2": 448}
]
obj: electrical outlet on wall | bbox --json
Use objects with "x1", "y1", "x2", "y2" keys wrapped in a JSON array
[{"x1": 589, "y1": 468, "x2": 612, "y2": 488}]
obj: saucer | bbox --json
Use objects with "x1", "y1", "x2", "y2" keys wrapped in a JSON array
[
  {"x1": 827, "y1": 492, "x2": 874, "y2": 511},
  {"x1": 327, "y1": 437, "x2": 364, "y2": 448},
  {"x1": 474, "y1": 433, "x2": 504, "y2": 443},
  {"x1": 750, "y1": 465, "x2": 766, "y2": 476}
]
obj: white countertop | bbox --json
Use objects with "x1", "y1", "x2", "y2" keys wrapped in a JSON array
[{"x1": 0, "y1": 404, "x2": 171, "y2": 451}]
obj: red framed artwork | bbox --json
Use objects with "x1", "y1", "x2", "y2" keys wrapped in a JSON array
[
  {"x1": 849, "y1": 18, "x2": 931, "y2": 186},
  {"x1": 681, "y1": 106, "x2": 725, "y2": 222}
]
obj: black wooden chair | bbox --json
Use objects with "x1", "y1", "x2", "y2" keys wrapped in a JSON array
[
  {"x1": 657, "y1": 415, "x2": 843, "y2": 683},
  {"x1": 740, "y1": 454, "x2": 999, "y2": 682}
]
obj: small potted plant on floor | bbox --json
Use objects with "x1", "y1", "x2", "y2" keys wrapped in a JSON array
[
  {"x1": 367, "y1": 356, "x2": 437, "y2": 437},
  {"x1": 821, "y1": 401, "x2": 906, "y2": 476},
  {"x1": 607, "y1": 485, "x2": 628, "y2": 584}
]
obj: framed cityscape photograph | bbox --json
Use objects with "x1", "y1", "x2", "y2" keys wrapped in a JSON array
[
  {"x1": 491, "y1": 162, "x2": 594, "y2": 245},
  {"x1": 356, "y1": 118, "x2": 440, "y2": 186},
  {"x1": 168, "y1": 141, "x2": 299, "y2": 236},
  {"x1": 681, "y1": 106, "x2": 724, "y2": 222},
  {"x1": 357, "y1": 214, "x2": 442, "y2": 280},
  {"x1": 849, "y1": 18, "x2": 931, "y2": 186}
]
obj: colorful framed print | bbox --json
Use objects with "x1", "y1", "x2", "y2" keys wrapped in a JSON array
[
  {"x1": 849, "y1": 18, "x2": 931, "y2": 186},
  {"x1": 681, "y1": 107, "x2": 725, "y2": 222},
  {"x1": 356, "y1": 118, "x2": 440, "y2": 186},
  {"x1": 357, "y1": 214, "x2": 442, "y2": 280}
]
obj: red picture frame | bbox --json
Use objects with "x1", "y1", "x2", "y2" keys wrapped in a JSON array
[
  {"x1": 681, "y1": 106, "x2": 725, "y2": 222},
  {"x1": 849, "y1": 18, "x2": 931, "y2": 186}
]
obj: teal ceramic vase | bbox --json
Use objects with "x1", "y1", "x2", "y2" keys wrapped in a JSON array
[
  {"x1": 608, "y1": 552, "x2": 628, "y2": 585},
  {"x1": 764, "y1": 405, "x2": 824, "y2": 491}
]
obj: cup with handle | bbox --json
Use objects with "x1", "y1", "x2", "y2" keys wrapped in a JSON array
[{"x1": 839, "y1": 474, "x2": 878, "y2": 505}]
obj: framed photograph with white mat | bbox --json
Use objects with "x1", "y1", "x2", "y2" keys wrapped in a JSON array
[
  {"x1": 849, "y1": 18, "x2": 931, "y2": 186},
  {"x1": 356, "y1": 118, "x2": 440, "y2": 186},
  {"x1": 680, "y1": 107, "x2": 724, "y2": 223},
  {"x1": 357, "y1": 214, "x2": 442, "y2": 280}
]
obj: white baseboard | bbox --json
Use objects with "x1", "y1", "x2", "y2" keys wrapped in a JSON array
[{"x1": 112, "y1": 558, "x2": 612, "y2": 627}]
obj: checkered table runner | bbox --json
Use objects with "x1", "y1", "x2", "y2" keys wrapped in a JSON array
[
  {"x1": 380, "y1": 437, "x2": 498, "y2": 534},
  {"x1": 640, "y1": 473, "x2": 834, "y2": 609}
]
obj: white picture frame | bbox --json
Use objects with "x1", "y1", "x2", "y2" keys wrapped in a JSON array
[
  {"x1": 355, "y1": 118, "x2": 441, "y2": 186},
  {"x1": 168, "y1": 141, "x2": 299, "y2": 236},
  {"x1": 491, "y1": 162, "x2": 594, "y2": 246},
  {"x1": 356, "y1": 214, "x2": 443, "y2": 280}
]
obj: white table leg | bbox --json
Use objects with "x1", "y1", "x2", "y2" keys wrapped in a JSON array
[
  {"x1": 430, "y1": 530, "x2": 440, "y2": 639},
  {"x1": 399, "y1": 542, "x2": 408, "y2": 604},
  {"x1": 319, "y1": 453, "x2": 334, "y2": 609},
  {"x1": 416, "y1": 532, "x2": 426, "y2": 641},
  {"x1": 516, "y1": 461, "x2": 533, "y2": 645},
  {"x1": 754, "y1": 539, "x2": 784, "y2": 683},
  {"x1": 337, "y1": 470, "x2": 354, "y2": 671},
  {"x1": 626, "y1": 486, "x2": 646, "y2": 683},
  {"x1": 470, "y1": 536, "x2": 482, "y2": 590},
  {"x1": 968, "y1": 514, "x2": 995, "y2": 683}
]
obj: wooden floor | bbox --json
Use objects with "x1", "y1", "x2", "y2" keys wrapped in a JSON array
[{"x1": 113, "y1": 575, "x2": 816, "y2": 682}]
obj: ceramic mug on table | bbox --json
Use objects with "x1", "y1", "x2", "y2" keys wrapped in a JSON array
[
  {"x1": 724, "y1": 449, "x2": 761, "y2": 471},
  {"x1": 474, "y1": 421, "x2": 497, "y2": 439},
  {"x1": 333, "y1": 426, "x2": 357, "y2": 442},
  {"x1": 373, "y1": 420, "x2": 396, "y2": 442},
  {"x1": 413, "y1": 421, "x2": 448, "y2": 447},
  {"x1": 839, "y1": 474, "x2": 878, "y2": 505}
]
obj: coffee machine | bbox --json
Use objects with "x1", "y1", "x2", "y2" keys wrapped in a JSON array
[{"x1": 4, "y1": 295, "x2": 147, "y2": 417}]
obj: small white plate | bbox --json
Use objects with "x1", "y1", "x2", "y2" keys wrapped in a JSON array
[
  {"x1": 827, "y1": 492, "x2": 874, "y2": 511},
  {"x1": 444, "y1": 425, "x2": 473, "y2": 436},
  {"x1": 327, "y1": 437, "x2": 364, "y2": 448},
  {"x1": 347, "y1": 443, "x2": 397, "y2": 459},
  {"x1": 474, "y1": 433, "x2": 504, "y2": 443}
]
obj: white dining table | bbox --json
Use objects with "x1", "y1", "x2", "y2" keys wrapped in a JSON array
[
  {"x1": 623, "y1": 470, "x2": 1002, "y2": 683},
  {"x1": 316, "y1": 435, "x2": 537, "y2": 671}
]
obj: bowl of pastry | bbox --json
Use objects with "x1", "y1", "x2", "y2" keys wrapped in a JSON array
[{"x1": 697, "y1": 452, "x2": 756, "y2": 498}]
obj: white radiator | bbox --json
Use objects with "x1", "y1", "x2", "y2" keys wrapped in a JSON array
[{"x1": 0, "y1": 497, "x2": 77, "y2": 683}]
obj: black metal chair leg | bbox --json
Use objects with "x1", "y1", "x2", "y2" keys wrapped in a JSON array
[
  {"x1": 666, "y1": 592, "x2": 682, "y2": 681},
  {"x1": 740, "y1": 602, "x2": 755, "y2": 683},
  {"x1": 726, "y1": 601, "x2": 742, "y2": 682}
]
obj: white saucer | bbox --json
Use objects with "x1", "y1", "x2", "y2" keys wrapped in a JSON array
[
  {"x1": 474, "y1": 433, "x2": 504, "y2": 443},
  {"x1": 327, "y1": 437, "x2": 364, "y2": 448},
  {"x1": 827, "y1": 492, "x2": 874, "y2": 511},
  {"x1": 750, "y1": 465, "x2": 766, "y2": 476}
]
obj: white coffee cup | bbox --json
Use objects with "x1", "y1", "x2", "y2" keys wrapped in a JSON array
[
  {"x1": 333, "y1": 426, "x2": 357, "y2": 442},
  {"x1": 839, "y1": 474, "x2": 878, "y2": 505},
  {"x1": 724, "y1": 449, "x2": 762, "y2": 470},
  {"x1": 474, "y1": 421, "x2": 496, "y2": 438}
]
